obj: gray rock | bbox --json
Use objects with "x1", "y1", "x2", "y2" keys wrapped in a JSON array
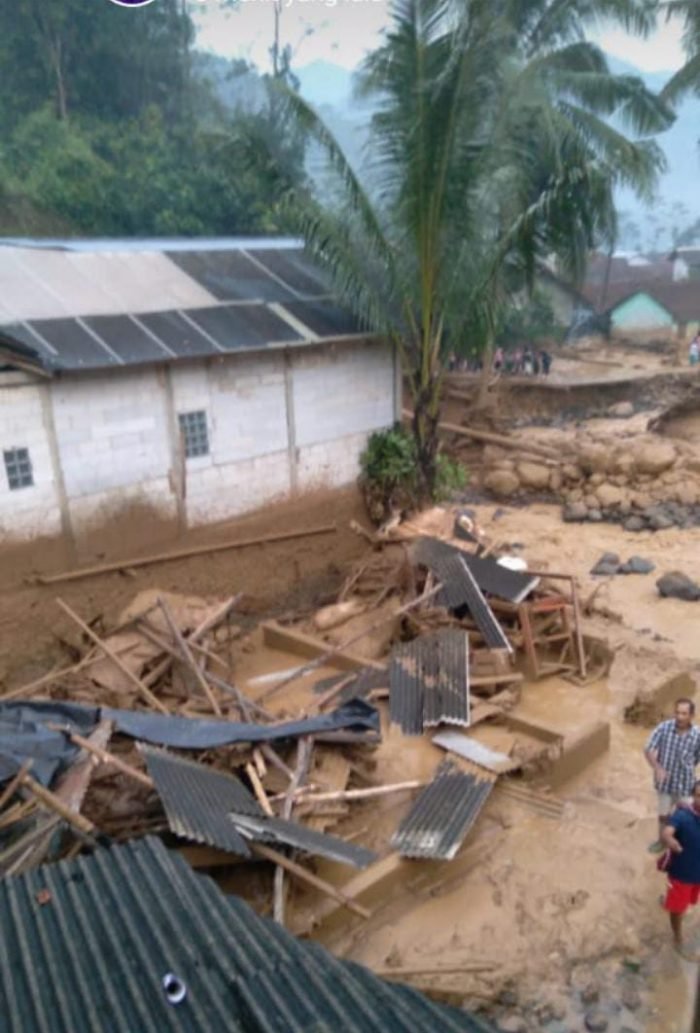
[
  {"x1": 619, "y1": 556, "x2": 656, "y2": 575},
  {"x1": 657, "y1": 571, "x2": 700, "y2": 602},
  {"x1": 609, "y1": 401, "x2": 635, "y2": 418},
  {"x1": 498, "y1": 989, "x2": 519, "y2": 1008},
  {"x1": 563, "y1": 502, "x2": 588, "y2": 523},
  {"x1": 588, "y1": 509, "x2": 603, "y2": 522},
  {"x1": 590, "y1": 552, "x2": 621, "y2": 577},
  {"x1": 584, "y1": 1010, "x2": 609, "y2": 1032},
  {"x1": 646, "y1": 507, "x2": 675, "y2": 531},
  {"x1": 624, "y1": 516, "x2": 646, "y2": 532},
  {"x1": 620, "y1": 986, "x2": 641, "y2": 1011}
]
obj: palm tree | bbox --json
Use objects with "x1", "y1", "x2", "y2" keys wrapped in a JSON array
[
  {"x1": 285, "y1": 0, "x2": 673, "y2": 499},
  {"x1": 660, "y1": 0, "x2": 700, "y2": 103}
]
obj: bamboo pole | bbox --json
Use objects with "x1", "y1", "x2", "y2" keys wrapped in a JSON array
[
  {"x1": 252, "y1": 842, "x2": 370, "y2": 920},
  {"x1": 158, "y1": 597, "x2": 222, "y2": 716},
  {"x1": 56, "y1": 598, "x2": 168, "y2": 714},
  {"x1": 51, "y1": 728, "x2": 154, "y2": 789},
  {"x1": 36, "y1": 526, "x2": 337, "y2": 585},
  {"x1": 0, "y1": 761, "x2": 32, "y2": 812},
  {"x1": 21, "y1": 774, "x2": 97, "y2": 836},
  {"x1": 245, "y1": 763, "x2": 274, "y2": 816},
  {"x1": 403, "y1": 409, "x2": 562, "y2": 460},
  {"x1": 274, "y1": 735, "x2": 313, "y2": 925},
  {"x1": 376, "y1": 963, "x2": 497, "y2": 977},
  {"x1": 284, "y1": 781, "x2": 424, "y2": 805}
]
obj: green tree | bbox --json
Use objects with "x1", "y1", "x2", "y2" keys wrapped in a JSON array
[
  {"x1": 661, "y1": 1, "x2": 700, "y2": 103},
  {"x1": 283, "y1": 0, "x2": 672, "y2": 499}
]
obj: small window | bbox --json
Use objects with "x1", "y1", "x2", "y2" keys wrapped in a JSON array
[
  {"x1": 178, "y1": 410, "x2": 209, "y2": 459},
  {"x1": 4, "y1": 447, "x2": 34, "y2": 490}
]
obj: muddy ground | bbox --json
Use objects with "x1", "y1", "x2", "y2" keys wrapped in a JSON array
[{"x1": 2, "y1": 347, "x2": 699, "y2": 1033}]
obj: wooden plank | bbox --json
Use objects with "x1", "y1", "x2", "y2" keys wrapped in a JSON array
[
  {"x1": 36, "y1": 525, "x2": 337, "y2": 585},
  {"x1": 273, "y1": 736, "x2": 313, "y2": 924},
  {"x1": 56, "y1": 598, "x2": 168, "y2": 714},
  {"x1": 251, "y1": 842, "x2": 371, "y2": 920}
]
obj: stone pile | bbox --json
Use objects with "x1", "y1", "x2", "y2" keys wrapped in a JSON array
[{"x1": 482, "y1": 432, "x2": 700, "y2": 532}]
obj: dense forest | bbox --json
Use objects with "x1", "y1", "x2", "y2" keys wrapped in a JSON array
[{"x1": 0, "y1": 0, "x2": 306, "y2": 236}]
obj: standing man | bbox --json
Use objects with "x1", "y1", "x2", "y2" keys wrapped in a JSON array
[
  {"x1": 662, "y1": 780, "x2": 700, "y2": 958},
  {"x1": 645, "y1": 698, "x2": 700, "y2": 852}
]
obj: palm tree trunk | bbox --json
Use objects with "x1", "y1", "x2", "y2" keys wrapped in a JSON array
[{"x1": 410, "y1": 369, "x2": 441, "y2": 502}]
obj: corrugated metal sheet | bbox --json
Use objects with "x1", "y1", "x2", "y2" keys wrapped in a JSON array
[
  {"x1": 143, "y1": 747, "x2": 260, "y2": 858},
  {"x1": 229, "y1": 813, "x2": 376, "y2": 868},
  {"x1": 0, "y1": 242, "x2": 369, "y2": 373},
  {"x1": 414, "y1": 538, "x2": 538, "y2": 606},
  {"x1": 412, "y1": 540, "x2": 512, "y2": 651},
  {"x1": 0, "y1": 837, "x2": 497, "y2": 1033},
  {"x1": 391, "y1": 761, "x2": 495, "y2": 860},
  {"x1": 144, "y1": 747, "x2": 376, "y2": 867},
  {"x1": 432, "y1": 731, "x2": 520, "y2": 774},
  {"x1": 390, "y1": 631, "x2": 470, "y2": 735}
]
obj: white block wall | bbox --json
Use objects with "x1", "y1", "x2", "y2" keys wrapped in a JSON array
[
  {"x1": 0, "y1": 376, "x2": 63, "y2": 539},
  {"x1": 0, "y1": 338, "x2": 396, "y2": 542}
]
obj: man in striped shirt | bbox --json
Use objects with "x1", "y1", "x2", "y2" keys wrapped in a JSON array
[{"x1": 645, "y1": 698, "x2": 700, "y2": 852}]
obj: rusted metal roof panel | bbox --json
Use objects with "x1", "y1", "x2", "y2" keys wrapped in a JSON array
[
  {"x1": 143, "y1": 747, "x2": 260, "y2": 858},
  {"x1": 391, "y1": 761, "x2": 495, "y2": 860},
  {"x1": 0, "y1": 837, "x2": 496, "y2": 1032},
  {"x1": 390, "y1": 631, "x2": 470, "y2": 735}
]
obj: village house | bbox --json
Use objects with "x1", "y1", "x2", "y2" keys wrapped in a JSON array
[{"x1": 0, "y1": 239, "x2": 399, "y2": 545}]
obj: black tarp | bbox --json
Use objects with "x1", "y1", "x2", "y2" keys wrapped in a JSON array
[{"x1": 0, "y1": 699, "x2": 380, "y2": 785}]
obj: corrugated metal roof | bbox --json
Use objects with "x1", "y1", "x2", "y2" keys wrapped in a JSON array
[
  {"x1": 414, "y1": 538, "x2": 538, "y2": 606},
  {"x1": 229, "y1": 812, "x2": 376, "y2": 868},
  {"x1": 390, "y1": 631, "x2": 470, "y2": 735},
  {"x1": 0, "y1": 241, "x2": 366, "y2": 374},
  {"x1": 391, "y1": 761, "x2": 495, "y2": 860},
  {"x1": 412, "y1": 541, "x2": 514, "y2": 651},
  {"x1": 0, "y1": 837, "x2": 495, "y2": 1033},
  {"x1": 144, "y1": 747, "x2": 376, "y2": 867},
  {"x1": 143, "y1": 747, "x2": 261, "y2": 858}
]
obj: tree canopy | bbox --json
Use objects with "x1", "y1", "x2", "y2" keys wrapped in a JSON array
[
  {"x1": 0, "y1": 0, "x2": 308, "y2": 236},
  {"x1": 285, "y1": 0, "x2": 674, "y2": 495}
]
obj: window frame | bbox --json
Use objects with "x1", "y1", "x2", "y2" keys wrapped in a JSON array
[
  {"x1": 3, "y1": 447, "x2": 34, "y2": 491},
  {"x1": 178, "y1": 409, "x2": 210, "y2": 460}
]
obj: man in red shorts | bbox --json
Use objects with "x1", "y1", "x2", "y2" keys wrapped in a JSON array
[{"x1": 662, "y1": 780, "x2": 700, "y2": 957}]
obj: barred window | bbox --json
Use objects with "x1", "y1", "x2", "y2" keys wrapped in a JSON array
[
  {"x1": 3, "y1": 447, "x2": 34, "y2": 490},
  {"x1": 178, "y1": 410, "x2": 209, "y2": 459}
]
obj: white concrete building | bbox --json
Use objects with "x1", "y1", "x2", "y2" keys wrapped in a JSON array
[{"x1": 0, "y1": 239, "x2": 398, "y2": 545}]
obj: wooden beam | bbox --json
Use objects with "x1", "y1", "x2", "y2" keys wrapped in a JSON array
[
  {"x1": 56, "y1": 598, "x2": 168, "y2": 714},
  {"x1": 251, "y1": 842, "x2": 370, "y2": 920},
  {"x1": 285, "y1": 781, "x2": 424, "y2": 805},
  {"x1": 36, "y1": 525, "x2": 337, "y2": 585}
]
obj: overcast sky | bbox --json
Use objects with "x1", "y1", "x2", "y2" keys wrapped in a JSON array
[{"x1": 192, "y1": 2, "x2": 686, "y2": 75}]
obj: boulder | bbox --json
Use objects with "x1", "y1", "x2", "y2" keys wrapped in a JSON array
[
  {"x1": 645, "y1": 507, "x2": 675, "y2": 531},
  {"x1": 596, "y1": 483, "x2": 624, "y2": 509},
  {"x1": 484, "y1": 470, "x2": 520, "y2": 497},
  {"x1": 611, "y1": 452, "x2": 635, "y2": 477},
  {"x1": 517, "y1": 461, "x2": 552, "y2": 491},
  {"x1": 578, "y1": 443, "x2": 609, "y2": 474},
  {"x1": 549, "y1": 469, "x2": 563, "y2": 493},
  {"x1": 609, "y1": 401, "x2": 634, "y2": 418},
  {"x1": 588, "y1": 509, "x2": 603, "y2": 522},
  {"x1": 589, "y1": 472, "x2": 605, "y2": 488},
  {"x1": 619, "y1": 556, "x2": 656, "y2": 575},
  {"x1": 563, "y1": 502, "x2": 588, "y2": 522},
  {"x1": 620, "y1": 987, "x2": 641, "y2": 1011},
  {"x1": 631, "y1": 492, "x2": 653, "y2": 510},
  {"x1": 584, "y1": 1011, "x2": 609, "y2": 1032},
  {"x1": 624, "y1": 516, "x2": 645, "y2": 532},
  {"x1": 657, "y1": 572, "x2": 700, "y2": 602},
  {"x1": 634, "y1": 441, "x2": 677, "y2": 476},
  {"x1": 497, "y1": 1017, "x2": 527, "y2": 1033},
  {"x1": 677, "y1": 484, "x2": 699, "y2": 507},
  {"x1": 590, "y1": 552, "x2": 621, "y2": 576},
  {"x1": 584, "y1": 494, "x2": 599, "y2": 510},
  {"x1": 562, "y1": 463, "x2": 583, "y2": 482}
]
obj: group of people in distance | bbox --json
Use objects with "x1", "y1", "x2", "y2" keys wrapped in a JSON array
[
  {"x1": 646, "y1": 698, "x2": 700, "y2": 959},
  {"x1": 447, "y1": 346, "x2": 553, "y2": 375}
]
